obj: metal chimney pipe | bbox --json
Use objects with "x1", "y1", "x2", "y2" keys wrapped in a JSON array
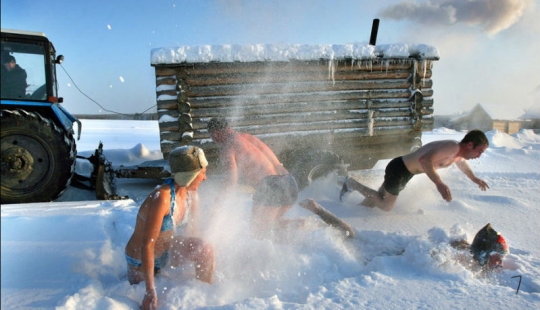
[{"x1": 369, "y1": 19, "x2": 380, "y2": 46}]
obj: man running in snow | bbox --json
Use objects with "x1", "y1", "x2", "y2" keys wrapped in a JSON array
[{"x1": 340, "y1": 129, "x2": 490, "y2": 211}]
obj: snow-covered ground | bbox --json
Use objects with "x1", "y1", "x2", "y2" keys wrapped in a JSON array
[{"x1": 1, "y1": 120, "x2": 539, "y2": 309}]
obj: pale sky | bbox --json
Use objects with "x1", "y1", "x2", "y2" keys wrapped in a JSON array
[{"x1": 1, "y1": 0, "x2": 539, "y2": 116}]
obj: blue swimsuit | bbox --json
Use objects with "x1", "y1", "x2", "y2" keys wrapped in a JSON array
[{"x1": 125, "y1": 178, "x2": 191, "y2": 269}]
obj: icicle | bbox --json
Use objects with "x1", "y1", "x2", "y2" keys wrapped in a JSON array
[
  {"x1": 366, "y1": 100, "x2": 374, "y2": 137},
  {"x1": 422, "y1": 59, "x2": 427, "y2": 87},
  {"x1": 327, "y1": 59, "x2": 336, "y2": 86},
  {"x1": 412, "y1": 61, "x2": 417, "y2": 90},
  {"x1": 385, "y1": 60, "x2": 389, "y2": 74},
  {"x1": 368, "y1": 110, "x2": 374, "y2": 137}
]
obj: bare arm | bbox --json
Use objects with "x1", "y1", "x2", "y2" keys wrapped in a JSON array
[
  {"x1": 455, "y1": 159, "x2": 489, "y2": 191},
  {"x1": 141, "y1": 191, "x2": 169, "y2": 309},
  {"x1": 418, "y1": 142, "x2": 459, "y2": 201}
]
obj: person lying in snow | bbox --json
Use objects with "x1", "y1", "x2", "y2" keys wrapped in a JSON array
[
  {"x1": 450, "y1": 223, "x2": 510, "y2": 272},
  {"x1": 124, "y1": 146, "x2": 214, "y2": 310},
  {"x1": 340, "y1": 129, "x2": 490, "y2": 211}
]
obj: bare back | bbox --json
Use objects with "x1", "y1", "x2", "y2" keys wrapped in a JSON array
[
  {"x1": 222, "y1": 133, "x2": 288, "y2": 186},
  {"x1": 402, "y1": 140, "x2": 461, "y2": 174}
]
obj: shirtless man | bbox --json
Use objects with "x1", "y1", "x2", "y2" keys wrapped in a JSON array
[
  {"x1": 207, "y1": 117, "x2": 301, "y2": 239},
  {"x1": 340, "y1": 129, "x2": 490, "y2": 211}
]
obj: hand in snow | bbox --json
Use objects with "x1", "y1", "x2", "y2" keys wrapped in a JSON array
[
  {"x1": 142, "y1": 288, "x2": 157, "y2": 310},
  {"x1": 436, "y1": 183, "x2": 452, "y2": 202},
  {"x1": 474, "y1": 178, "x2": 489, "y2": 191}
]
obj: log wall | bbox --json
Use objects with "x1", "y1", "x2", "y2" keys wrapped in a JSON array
[{"x1": 153, "y1": 58, "x2": 437, "y2": 170}]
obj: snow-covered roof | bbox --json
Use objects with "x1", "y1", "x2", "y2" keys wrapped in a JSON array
[
  {"x1": 481, "y1": 103, "x2": 525, "y2": 121},
  {"x1": 151, "y1": 43, "x2": 439, "y2": 65},
  {"x1": 452, "y1": 103, "x2": 525, "y2": 122},
  {"x1": 520, "y1": 108, "x2": 540, "y2": 120}
]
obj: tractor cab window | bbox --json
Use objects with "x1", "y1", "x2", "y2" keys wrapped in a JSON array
[{"x1": 1, "y1": 41, "x2": 47, "y2": 100}]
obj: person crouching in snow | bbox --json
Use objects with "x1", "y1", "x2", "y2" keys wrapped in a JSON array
[{"x1": 124, "y1": 146, "x2": 214, "y2": 310}]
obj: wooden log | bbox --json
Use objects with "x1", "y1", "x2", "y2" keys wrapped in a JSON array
[
  {"x1": 155, "y1": 68, "x2": 177, "y2": 76},
  {"x1": 158, "y1": 120, "x2": 179, "y2": 132},
  {"x1": 155, "y1": 77, "x2": 177, "y2": 87},
  {"x1": 156, "y1": 100, "x2": 178, "y2": 110},
  {"x1": 189, "y1": 96, "x2": 417, "y2": 111},
  {"x1": 157, "y1": 110, "x2": 179, "y2": 120},
  {"x1": 189, "y1": 97, "x2": 416, "y2": 119},
  {"x1": 154, "y1": 60, "x2": 418, "y2": 76},
  {"x1": 160, "y1": 131, "x2": 182, "y2": 141},
  {"x1": 156, "y1": 90, "x2": 178, "y2": 97},
  {"x1": 177, "y1": 91, "x2": 188, "y2": 102},
  {"x1": 185, "y1": 80, "x2": 418, "y2": 98},
  {"x1": 180, "y1": 70, "x2": 432, "y2": 87},
  {"x1": 178, "y1": 113, "x2": 192, "y2": 125},
  {"x1": 186, "y1": 89, "x2": 418, "y2": 111},
  {"x1": 178, "y1": 122, "x2": 193, "y2": 132},
  {"x1": 177, "y1": 102, "x2": 191, "y2": 113}
]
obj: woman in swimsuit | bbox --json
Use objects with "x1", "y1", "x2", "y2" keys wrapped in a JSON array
[{"x1": 124, "y1": 145, "x2": 214, "y2": 310}]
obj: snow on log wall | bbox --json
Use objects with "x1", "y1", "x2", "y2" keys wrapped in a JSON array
[{"x1": 153, "y1": 57, "x2": 438, "y2": 170}]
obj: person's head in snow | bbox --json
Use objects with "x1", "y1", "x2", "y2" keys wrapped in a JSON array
[
  {"x1": 450, "y1": 223, "x2": 509, "y2": 271},
  {"x1": 124, "y1": 145, "x2": 214, "y2": 310},
  {"x1": 340, "y1": 129, "x2": 490, "y2": 212},
  {"x1": 470, "y1": 223, "x2": 509, "y2": 269},
  {"x1": 207, "y1": 117, "x2": 305, "y2": 240}
]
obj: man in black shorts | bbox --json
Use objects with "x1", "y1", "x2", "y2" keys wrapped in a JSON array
[
  {"x1": 208, "y1": 117, "x2": 303, "y2": 239},
  {"x1": 340, "y1": 130, "x2": 490, "y2": 211}
]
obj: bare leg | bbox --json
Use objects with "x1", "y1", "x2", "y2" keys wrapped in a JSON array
[
  {"x1": 127, "y1": 265, "x2": 144, "y2": 285},
  {"x1": 171, "y1": 236, "x2": 214, "y2": 284},
  {"x1": 299, "y1": 198, "x2": 355, "y2": 238},
  {"x1": 342, "y1": 178, "x2": 397, "y2": 212}
]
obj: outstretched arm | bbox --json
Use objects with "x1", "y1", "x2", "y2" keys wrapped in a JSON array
[
  {"x1": 455, "y1": 159, "x2": 489, "y2": 191},
  {"x1": 418, "y1": 142, "x2": 458, "y2": 202}
]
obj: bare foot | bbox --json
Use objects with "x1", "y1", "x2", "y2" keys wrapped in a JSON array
[
  {"x1": 299, "y1": 198, "x2": 320, "y2": 212},
  {"x1": 359, "y1": 198, "x2": 377, "y2": 208}
]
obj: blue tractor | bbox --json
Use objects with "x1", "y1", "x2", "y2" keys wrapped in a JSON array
[{"x1": 1, "y1": 29, "x2": 81, "y2": 204}]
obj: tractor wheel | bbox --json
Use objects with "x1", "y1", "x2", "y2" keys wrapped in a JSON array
[
  {"x1": 280, "y1": 149, "x2": 342, "y2": 189},
  {"x1": 1, "y1": 109, "x2": 76, "y2": 204}
]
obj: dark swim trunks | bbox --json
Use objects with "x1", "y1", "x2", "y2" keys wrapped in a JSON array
[
  {"x1": 383, "y1": 157, "x2": 414, "y2": 196},
  {"x1": 253, "y1": 174, "x2": 299, "y2": 207}
]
